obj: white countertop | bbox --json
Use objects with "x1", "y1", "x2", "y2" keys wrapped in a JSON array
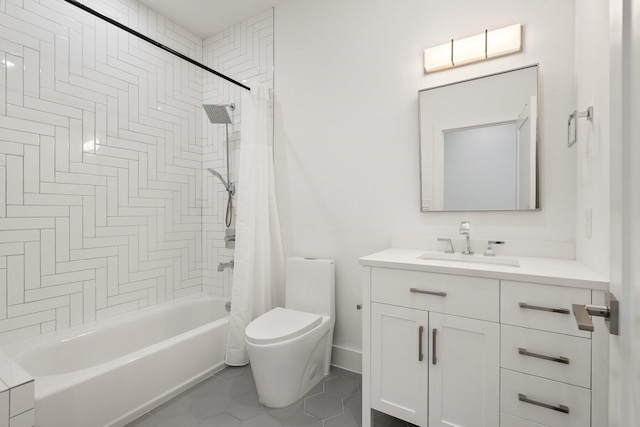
[{"x1": 359, "y1": 248, "x2": 609, "y2": 291}]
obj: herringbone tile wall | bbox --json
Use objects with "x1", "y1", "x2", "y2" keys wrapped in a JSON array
[
  {"x1": 0, "y1": 0, "x2": 274, "y2": 344},
  {"x1": 202, "y1": 8, "x2": 274, "y2": 296}
]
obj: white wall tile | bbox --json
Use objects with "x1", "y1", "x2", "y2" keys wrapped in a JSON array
[
  {"x1": 39, "y1": 229, "x2": 55, "y2": 276},
  {"x1": 5, "y1": 156, "x2": 23, "y2": 206},
  {"x1": 5, "y1": 54, "x2": 22, "y2": 107},
  {"x1": 23, "y1": 242, "x2": 39, "y2": 290},
  {"x1": 22, "y1": 146, "x2": 39, "y2": 194},
  {"x1": 6, "y1": 256, "x2": 24, "y2": 306},
  {"x1": 55, "y1": 306, "x2": 69, "y2": 330},
  {"x1": 55, "y1": 217, "x2": 69, "y2": 263},
  {"x1": 54, "y1": 126, "x2": 69, "y2": 174}
]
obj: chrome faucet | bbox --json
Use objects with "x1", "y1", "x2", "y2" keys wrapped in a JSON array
[
  {"x1": 218, "y1": 260, "x2": 234, "y2": 272},
  {"x1": 459, "y1": 221, "x2": 473, "y2": 255}
]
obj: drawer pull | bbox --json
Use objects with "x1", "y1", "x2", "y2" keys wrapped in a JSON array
[
  {"x1": 410, "y1": 288, "x2": 447, "y2": 297},
  {"x1": 518, "y1": 393, "x2": 570, "y2": 414},
  {"x1": 518, "y1": 347, "x2": 570, "y2": 364},
  {"x1": 519, "y1": 302, "x2": 570, "y2": 315},
  {"x1": 432, "y1": 328, "x2": 438, "y2": 365},
  {"x1": 418, "y1": 326, "x2": 424, "y2": 362}
]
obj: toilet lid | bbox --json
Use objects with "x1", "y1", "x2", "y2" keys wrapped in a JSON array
[{"x1": 245, "y1": 307, "x2": 322, "y2": 345}]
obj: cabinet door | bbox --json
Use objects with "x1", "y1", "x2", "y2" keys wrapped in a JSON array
[
  {"x1": 428, "y1": 313, "x2": 500, "y2": 427},
  {"x1": 371, "y1": 303, "x2": 428, "y2": 426}
]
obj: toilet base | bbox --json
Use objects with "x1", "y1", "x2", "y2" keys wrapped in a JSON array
[{"x1": 247, "y1": 319, "x2": 334, "y2": 408}]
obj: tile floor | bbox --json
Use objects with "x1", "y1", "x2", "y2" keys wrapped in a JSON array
[{"x1": 126, "y1": 365, "x2": 417, "y2": 427}]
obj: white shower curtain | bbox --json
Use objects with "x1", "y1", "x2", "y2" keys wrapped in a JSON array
[{"x1": 225, "y1": 85, "x2": 285, "y2": 366}]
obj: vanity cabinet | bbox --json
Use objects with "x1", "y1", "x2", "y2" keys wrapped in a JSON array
[
  {"x1": 370, "y1": 303, "x2": 428, "y2": 425},
  {"x1": 367, "y1": 267, "x2": 500, "y2": 427},
  {"x1": 360, "y1": 249, "x2": 609, "y2": 427},
  {"x1": 499, "y1": 281, "x2": 593, "y2": 427},
  {"x1": 428, "y1": 312, "x2": 499, "y2": 427}
]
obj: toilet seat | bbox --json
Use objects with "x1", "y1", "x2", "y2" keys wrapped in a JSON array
[{"x1": 246, "y1": 307, "x2": 322, "y2": 345}]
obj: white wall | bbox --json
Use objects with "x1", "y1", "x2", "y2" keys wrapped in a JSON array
[
  {"x1": 574, "y1": 0, "x2": 611, "y2": 276},
  {"x1": 274, "y1": 0, "x2": 577, "y2": 364},
  {"x1": 0, "y1": 0, "x2": 207, "y2": 344}
]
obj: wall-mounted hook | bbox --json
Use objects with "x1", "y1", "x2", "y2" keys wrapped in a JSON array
[{"x1": 568, "y1": 106, "x2": 594, "y2": 147}]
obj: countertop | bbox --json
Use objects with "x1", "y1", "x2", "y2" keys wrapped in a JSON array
[{"x1": 359, "y1": 248, "x2": 609, "y2": 290}]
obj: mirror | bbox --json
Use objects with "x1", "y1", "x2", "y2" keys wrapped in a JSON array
[{"x1": 419, "y1": 65, "x2": 539, "y2": 211}]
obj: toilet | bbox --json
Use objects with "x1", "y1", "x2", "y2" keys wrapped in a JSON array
[{"x1": 245, "y1": 257, "x2": 335, "y2": 408}]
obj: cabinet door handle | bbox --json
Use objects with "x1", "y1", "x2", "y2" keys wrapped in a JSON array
[
  {"x1": 432, "y1": 328, "x2": 437, "y2": 365},
  {"x1": 518, "y1": 393, "x2": 570, "y2": 414},
  {"x1": 519, "y1": 302, "x2": 570, "y2": 315},
  {"x1": 418, "y1": 326, "x2": 424, "y2": 362},
  {"x1": 518, "y1": 347, "x2": 570, "y2": 364},
  {"x1": 410, "y1": 288, "x2": 447, "y2": 297}
]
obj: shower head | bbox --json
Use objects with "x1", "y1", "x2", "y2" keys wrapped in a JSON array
[
  {"x1": 207, "y1": 168, "x2": 235, "y2": 194},
  {"x1": 203, "y1": 103, "x2": 235, "y2": 124}
]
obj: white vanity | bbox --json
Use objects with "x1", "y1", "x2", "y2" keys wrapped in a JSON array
[{"x1": 360, "y1": 248, "x2": 609, "y2": 427}]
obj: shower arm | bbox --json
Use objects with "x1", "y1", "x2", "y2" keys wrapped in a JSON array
[{"x1": 207, "y1": 169, "x2": 235, "y2": 194}]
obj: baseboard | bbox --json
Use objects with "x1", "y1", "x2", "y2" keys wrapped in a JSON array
[{"x1": 330, "y1": 344, "x2": 362, "y2": 374}]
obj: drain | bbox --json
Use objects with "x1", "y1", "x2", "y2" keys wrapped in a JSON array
[{"x1": 225, "y1": 301, "x2": 231, "y2": 312}]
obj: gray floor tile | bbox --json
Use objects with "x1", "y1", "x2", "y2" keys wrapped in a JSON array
[
  {"x1": 127, "y1": 364, "x2": 411, "y2": 427},
  {"x1": 238, "y1": 414, "x2": 282, "y2": 427},
  {"x1": 304, "y1": 393, "x2": 343, "y2": 420},
  {"x1": 196, "y1": 413, "x2": 241, "y2": 427},
  {"x1": 302, "y1": 380, "x2": 324, "y2": 398},
  {"x1": 227, "y1": 391, "x2": 268, "y2": 421},
  {"x1": 343, "y1": 393, "x2": 363, "y2": 423},
  {"x1": 156, "y1": 413, "x2": 199, "y2": 427},
  {"x1": 324, "y1": 412, "x2": 361, "y2": 427},
  {"x1": 189, "y1": 393, "x2": 232, "y2": 419},
  {"x1": 324, "y1": 375, "x2": 359, "y2": 398},
  {"x1": 189, "y1": 376, "x2": 232, "y2": 398},
  {"x1": 228, "y1": 370, "x2": 257, "y2": 397},
  {"x1": 280, "y1": 412, "x2": 322, "y2": 427}
]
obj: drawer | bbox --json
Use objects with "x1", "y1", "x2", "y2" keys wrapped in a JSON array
[
  {"x1": 501, "y1": 281, "x2": 592, "y2": 337},
  {"x1": 501, "y1": 413, "x2": 548, "y2": 427},
  {"x1": 501, "y1": 325, "x2": 591, "y2": 388},
  {"x1": 371, "y1": 268, "x2": 499, "y2": 321},
  {"x1": 501, "y1": 369, "x2": 590, "y2": 427}
]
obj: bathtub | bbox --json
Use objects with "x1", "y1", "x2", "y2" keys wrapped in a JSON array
[{"x1": 2, "y1": 293, "x2": 229, "y2": 427}]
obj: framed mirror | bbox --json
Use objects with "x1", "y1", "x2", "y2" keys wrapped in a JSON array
[{"x1": 419, "y1": 65, "x2": 539, "y2": 211}]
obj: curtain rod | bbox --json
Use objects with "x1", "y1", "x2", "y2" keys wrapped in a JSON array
[{"x1": 63, "y1": 0, "x2": 251, "y2": 92}]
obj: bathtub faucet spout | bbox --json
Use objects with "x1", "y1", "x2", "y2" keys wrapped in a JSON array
[{"x1": 218, "y1": 260, "x2": 234, "y2": 272}]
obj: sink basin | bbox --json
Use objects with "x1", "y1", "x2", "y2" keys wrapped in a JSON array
[{"x1": 417, "y1": 252, "x2": 520, "y2": 267}]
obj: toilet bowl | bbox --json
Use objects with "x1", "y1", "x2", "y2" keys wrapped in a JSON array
[{"x1": 245, "y1": 258, "x2": 335, "y2": 408}]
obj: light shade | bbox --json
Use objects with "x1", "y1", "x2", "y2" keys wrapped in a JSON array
[
  {"x1": 424, "y1": 41, "x2": 453, "y2": 73},
  {"x1": 487, "y1": 24, "x2": 522, "y2": 58},
  {"x1": 424, "y1": 24, "x2": 523, "y2": 73},
  {"x1": 453, "y1": 32, "x2": 485, "y2": 65}
]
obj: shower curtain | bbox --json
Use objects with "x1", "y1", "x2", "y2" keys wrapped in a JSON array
[{"x1": 225, "y1": 85, "x2": 285, "y2": 366}]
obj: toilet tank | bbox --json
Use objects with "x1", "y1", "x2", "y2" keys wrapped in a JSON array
[{"x1": 285, "y1": 258, "x2": 335, "y2": 318}]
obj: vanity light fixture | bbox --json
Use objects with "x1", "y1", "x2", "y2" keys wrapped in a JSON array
[{"x1": 424, "y1": 24, "x2": 523, "y2": 73}]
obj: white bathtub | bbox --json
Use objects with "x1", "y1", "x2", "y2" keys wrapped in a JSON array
[{"x1": 2, "y1": 293, "x2": 229, "y2": 427}]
